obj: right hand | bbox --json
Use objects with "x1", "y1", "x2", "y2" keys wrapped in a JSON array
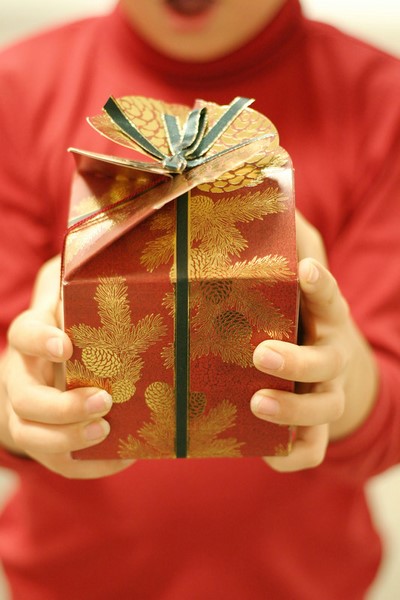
[{"x1": 0, "y1": 256, "x2": 134, "y2": 478}]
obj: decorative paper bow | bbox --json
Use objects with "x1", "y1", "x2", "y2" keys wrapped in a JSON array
[{"x1": 101, "y1": 96, "x2": 270, "y2": 172}]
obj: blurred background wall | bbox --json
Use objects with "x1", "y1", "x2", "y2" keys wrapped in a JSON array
[{"x1": 0, "y1": 1, "x2": 399, "y2": 599}]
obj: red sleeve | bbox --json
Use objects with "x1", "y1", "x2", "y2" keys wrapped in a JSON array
[
  {"x1": 325, "y1": 357, "x2": 400, "y2": 479},
  {"x1": 0, "y1": 46, "x2": 57, "y2": 354},
  {"x1": 323, "y1": 55, "x2": 400, "y2": 479},
  {"x1": 0, "y1": 46, "x2": 56, "y2": 470}
]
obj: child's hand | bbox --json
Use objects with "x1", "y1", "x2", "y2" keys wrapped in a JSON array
[
  {"x1": 250, "y1": 217, "x2": 378, "y2": 472},
  {"x1": 0, "y1": 256, "x2": 134, "y2": 478}
]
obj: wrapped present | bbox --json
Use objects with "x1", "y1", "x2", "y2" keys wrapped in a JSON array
[{"x1": 62, "y1": 96, "x2": 299, "y2": 459}]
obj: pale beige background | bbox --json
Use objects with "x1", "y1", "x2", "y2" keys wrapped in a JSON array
[{"x1": 0, "y1": 1, "x2": 399, "y2": 599}]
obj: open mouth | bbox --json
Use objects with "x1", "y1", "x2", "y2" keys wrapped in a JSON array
[{"x1": 165, "y1": 0, "x2": 215, "y2": 17}]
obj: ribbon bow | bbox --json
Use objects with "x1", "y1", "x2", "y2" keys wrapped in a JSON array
[{"x1": 103, "y1": 96, "x2": 261, "y2": 173}]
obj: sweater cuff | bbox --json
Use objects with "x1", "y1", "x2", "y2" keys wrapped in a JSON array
[{"x1": 325, "y1": 356, "x2": 400, "y2": 477}]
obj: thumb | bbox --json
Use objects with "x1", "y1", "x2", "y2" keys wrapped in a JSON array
[
  {"x1": 7, "y1": 256, "x2": 72, "y2": 362},
  {"x1": 298, "y1": 258, "x2": 350, "y2": 328},
  {"x1": 7, "y1": 310, "x2": 73, "y2": 362}
]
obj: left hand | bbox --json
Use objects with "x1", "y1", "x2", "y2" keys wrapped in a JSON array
[
  {"x1": 1, "y1": 257, "x2": 135, "y2": 479},
  {"x1": 250, "y1": 214, "x2": 379, "y2": 472}
]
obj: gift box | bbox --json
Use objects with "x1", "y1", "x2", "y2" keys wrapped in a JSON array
[{"x1": 62, "y1": 96, "x2": 299, "y2": 459}]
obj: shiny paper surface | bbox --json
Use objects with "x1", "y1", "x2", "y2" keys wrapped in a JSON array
[{"x1": 62, "y1": 96, "x2": 298, "y2": 459}]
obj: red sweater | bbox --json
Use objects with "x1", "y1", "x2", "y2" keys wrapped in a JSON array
[{"x1": 1, "y1": 2, "x2": 400, "y2": 598}]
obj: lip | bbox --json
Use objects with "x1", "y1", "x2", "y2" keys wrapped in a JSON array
[{"x1": 162, "y1": 0, "x2": 217, "y2": 32}]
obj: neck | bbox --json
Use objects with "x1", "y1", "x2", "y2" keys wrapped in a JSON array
[
  {"x1": 119, "y1": 0, "x2": 288, "y2": 62},
  {"x1": 112, "y1": 1, "x2": 303, "y2": 88}
]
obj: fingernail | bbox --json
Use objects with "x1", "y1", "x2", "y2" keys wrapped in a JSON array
[
  {"x1": 251, "y1": 393, "x2": 280, "y2": 416},
  {"x1": 305, "y1": 261, "x2": 319, "y2": 284},
  {"x1": 86, "y1": 391, "x2": 113, "y2": 415},
  {"x1": 255, "y1": 347, "x2": 284, "y2": 371},
  {"x1": 46, "y1": 336, "x2": 64, "y2": 358},
  {"x1": 84, "y1": 420, "x2": 110, "y2": 441}
]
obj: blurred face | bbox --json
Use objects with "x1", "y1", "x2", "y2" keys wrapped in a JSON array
[{"x1": 120, "y1": 0, "x2": 286, "y2": 61}]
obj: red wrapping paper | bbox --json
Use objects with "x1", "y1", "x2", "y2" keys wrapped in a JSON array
[{"x1": 62, "y1": 96, "x2": 299, "y2": 459}]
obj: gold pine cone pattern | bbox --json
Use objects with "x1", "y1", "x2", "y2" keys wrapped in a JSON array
[
  {"x1": 140, "y1": 186, "x2": 294, "y2": 367},
  {"x1": 118, "y1": 382, "x2": 244, "y2": 459},
  {"x1": 197, "y1": 147, "x2": 290, "y2": 194},
  {"x1": 213, "y1": 310, "x2": 253, "y2": 341},
  {"x1": 111, "y1": 379, "x2": 137, "y2": 404},
  {"x1": 82, "y1": 346, "x2": 122, "y2": 378},
  {"x1": 66, "y1": 276, "x2": 167, "y2": 404},
  {"x1": 199, "y1": 279, "x2": 233, "y2": 305}
]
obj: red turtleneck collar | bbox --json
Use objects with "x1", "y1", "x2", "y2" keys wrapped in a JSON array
[{"x1": 107, "y1": 0, "x2": 304, "y2": 88}]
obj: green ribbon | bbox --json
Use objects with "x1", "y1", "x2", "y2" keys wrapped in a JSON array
[
  {"x1": 175, "y1": 192, "x2": 189, "y2": 458},
  {"x1": 103, "y1": 96, "x2": 255, "y2": 173}
]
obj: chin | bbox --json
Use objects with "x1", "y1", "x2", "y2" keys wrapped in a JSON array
[{"x1": 154, "y1": 40, "x2": 229, "y2": 62}]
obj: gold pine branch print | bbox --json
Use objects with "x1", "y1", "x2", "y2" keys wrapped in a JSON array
[
  {"x1": 66, "y1": 276, "x2": 167, "y2": 403},
  {"x1": 189, "y1": 259, "x2": 294, "y2": 367},
  {"x1": 140, "y1": 187, "x2": 288, "y2": 272},
  {"x1": 140, "y1": 187, "x2": 295, "y2": 368},
  {"x1": 118, "y1": 382, "x2": 244, "y2": 458}
]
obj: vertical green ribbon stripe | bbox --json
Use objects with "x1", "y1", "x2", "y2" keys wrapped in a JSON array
[{"x1": 175, "y1": 192, "x2": 189, "y2": 458}]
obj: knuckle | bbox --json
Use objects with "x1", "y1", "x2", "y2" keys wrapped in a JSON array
[
  {"x1": 55, "y1": 436, "x2": 76, "y2": 454},
  {"x1": 42, "y1": 429, "x2": 77, "y2": 454},
  {"x1": 53, "y1": 424, "x2": 86, "y2": 453},
  {"x1": 8, "y1": 388, "x2": 29, "y2": 418},
  {"x1": 277, "y1": 345, "x2": 304, "y2": 381},
  {"x1": 8, "y1": 414, "x2": 26, "y2": 448},
  {"x1": 294, "y1": 351, "x2": 313, "y2": 380},
  {"x1": 326, "y1": 279, "x2": 349, "y2": 321},
  {"x1": 63, "y1": 389, "x2": 93, "y2": 423},
  {"x1": 325, "y1": 275, "x2": 339, "y2": 306},
  {"x1": 330, "y1": 388, "x2": 345, "y2": 421},
  {"x1": 332, "y1": 346, "x2": 346, "y2": 373},
  {"x1": 7, "y1": 311, "x2": 29, "y2": 347},
  {"x1": 57, "y1": 393, "x2": 78, "y2": 422},
  {"x1": 288, "y1": 399, "x2": 305, "y2": 425}
]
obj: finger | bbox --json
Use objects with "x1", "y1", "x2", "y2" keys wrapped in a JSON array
[
  {"x1": 9, "y1": 375, "x2": 113, "y2": 424},
  {"x1": 253, "y1": 339, "x2": 344, "y2": 383},
  {"x1": 295, "y1": 211, "x2": 328, "y2": 265},
  {"x1": 250, "y1": 383, "x2": 345, "y2": 426},
  {"x1": 263, "y1": 424, "x2": 329, "y2": 472},
  {"x1": 30, "y1": 255, "x2": 62, "y2": 314},
  {"x1": 8, "y1": 310, "x2": 73, "y2": 362},
  {"x1": 7, "y1": 349, "x2": 113, "y2": 424},
  {"x1": 8, "y1": 412, "x2": 111, "y2": 454},
  {"x1": 298, "y1": 258, "x2": 349, "y2": 326}
]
